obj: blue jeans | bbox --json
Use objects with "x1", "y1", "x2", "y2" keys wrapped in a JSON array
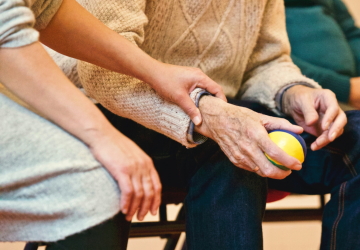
[
  {"x1": 269, "y1": 110, "x2": 360, "y2": 250},
  {"x1": 99, "y1": 102, "x2": 360, "y2": 250}
]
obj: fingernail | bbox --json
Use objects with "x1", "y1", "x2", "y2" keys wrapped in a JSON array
[
  {"x1": 324, "y1": 122, "x2": 329, "y2": 130},
  {"x1": 330, "y1": 132, "x2": 336, "y2": 141},
  {"x1": 193, "y1": 116, "x2": 201, "y2": 126}
]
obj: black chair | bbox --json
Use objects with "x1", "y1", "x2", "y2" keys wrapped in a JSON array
[
  {"x1": 23, "y1": 190, "x2": 187, "y2": 250},
  {"x1": 24, "y1": 193, "x2": 325, "y2": 250}
]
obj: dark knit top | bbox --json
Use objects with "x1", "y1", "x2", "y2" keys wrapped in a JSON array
[{"x1": 285, "y1": 0, "x2": 360, "y2": 102}]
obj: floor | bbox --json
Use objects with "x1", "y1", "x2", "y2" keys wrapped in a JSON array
[{"x1": 0, "y1": 194, "x2": 326, "y2": 250}]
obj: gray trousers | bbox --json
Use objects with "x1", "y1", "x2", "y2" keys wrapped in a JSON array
[{"x1": 0, "y1": 94, "x2": 121, "y2": 242}]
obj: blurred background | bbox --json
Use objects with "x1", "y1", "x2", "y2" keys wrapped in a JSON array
[{"x1": 1, "y1": 0, "x2": 360, "y2": 249}]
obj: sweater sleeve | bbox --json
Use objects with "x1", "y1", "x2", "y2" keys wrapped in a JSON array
[
  {"x1": 291, "y1": 54, "x2": 351, "y2": 103},
  {"x1": 0, "y1": 0, "x2": 38, "y2": 48},
  {"x1": 31, "y1": 0, "x2": 63, "y2": 30},
  {"x1": 333, "y1": 0, "x2": 360, "y2": 75},
  {"x1": 240, "y1": 0, "x2": 321, "y2": 113},
  {"x1": 0, "y1": 0, "x2": 63, "y2": 48},
  {"x1": 76, "y1": 0, "x2": 200, "y2": 147}
]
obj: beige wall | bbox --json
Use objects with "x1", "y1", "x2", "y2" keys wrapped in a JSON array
[{"x1": 343, "y1": 0, "x2": 360, "y2": 25}]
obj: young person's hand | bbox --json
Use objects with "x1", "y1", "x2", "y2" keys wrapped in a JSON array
[
  {"x1": 40, "y1": 0, "x2": 226, "y2": 127},
  {"x1": 0, "y1": 41, "x2": 162, "y2": 222},
  {"x1": 146, "y1": 64, "x2": 227, "y2": 125},
  {"x1": 86, "y1": 127, "x2": 162, "y2": 222}
]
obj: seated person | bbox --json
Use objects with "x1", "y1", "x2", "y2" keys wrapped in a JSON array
[
  {"x1": 0, "y1": 0, "x2": 225, "y2": 249},
  {"x1": 285, "y1": 0, "x2": 360, "y2": 108},
  {"x1": 52, "y1": 0, "x2": 360, "y2": 249}
]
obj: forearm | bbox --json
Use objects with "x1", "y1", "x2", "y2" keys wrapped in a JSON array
[
  {"x1": 0, "y1": 42, "x2": 115, "y2": 146},
  {"x1": 39, "y1": 0, "x2": 160, "y2": 86}
]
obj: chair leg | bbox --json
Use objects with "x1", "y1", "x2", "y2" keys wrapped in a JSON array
[
  {"x1": 163, "y1": 205, "x2": 185, "y2": 250},
  {"x1": 24, "y1": 243, "x2": 39, "y2": 250},
  {"x1": 164, "y1": 234, "x2": 182, "y2": 250}
]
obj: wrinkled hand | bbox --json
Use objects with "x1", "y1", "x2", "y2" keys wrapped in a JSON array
[
  {"x1": 148, "y1": 63, "x2": 227, "y2": 125},
  {"x1": 349, "y1": 77, "x2": 360, "y2": 109},
  {"x1": 195, "y1": 96, "x2": 304, "y2": 179},
  {"x1": 87, "y1": 128, "x2": 162, "y2": 221},
  {"x1": 282, "y1": 85, "x2": 347, "y2": 151}
]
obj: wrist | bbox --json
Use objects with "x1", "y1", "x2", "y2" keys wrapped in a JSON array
[
  {"x1": 76, "y1": 116, "x2": 119, "y2": 148},
  {"x1": 136, "y1": 58, "x2": 167, "y2": 86},
  {"x1": 281, "y1": 85, "x2": 311, "y2": 115},
  {"x1": 194, "y1": 95, "x2": 223, "y2": 139}
]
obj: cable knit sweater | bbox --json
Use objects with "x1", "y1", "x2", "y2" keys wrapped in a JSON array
[{"x1": 52, "y1": 0, "x2": 321, "y2": 147}]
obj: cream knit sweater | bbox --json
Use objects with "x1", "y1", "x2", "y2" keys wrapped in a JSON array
[{"x1": 52, "y1": 0, "x2": 321, "y2": 147}]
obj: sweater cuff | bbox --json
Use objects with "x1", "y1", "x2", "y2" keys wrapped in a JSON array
[
  {"x1": 0, "y1": 0, "x2": 39, "y2": 48},
  {"x1": 33, "y1": 0, "x2": 63, "y2": 30},
  {"x1": 186, "y1": 89, "x2": 211, "y2": 145},
  {"x1": 275, "y1": 82, "x2": 315, "y2": 114}
]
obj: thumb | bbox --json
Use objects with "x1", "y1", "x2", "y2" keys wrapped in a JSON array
[{"x1": 178, "y1": 95, "x2": 202, "y2": 125}]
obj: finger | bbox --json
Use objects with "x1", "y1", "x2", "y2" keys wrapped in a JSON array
[
  {"x1": 196, "y1": 78, "x2": 227, "y2": 102},
  {"x1": 259, "y1": 136, "x2": 302, "y2": 171},
  {"x1": 150, "y1": 169, "x2": 162, "y2": 215},
  {"x1": 117, "y1": 175, "x2": 134, "y2": 215},
  {"x1": 319, "y1": 90, "x2": 340, "y2": 130},
  {"x1": 215, "y1": 135, "x2": 258, "y2": 173},
  {"x1": 223, "y1": 136, "x2": 292, "y2": 179},
  {"x1": 137, "y1": 175, "x2": 154, "y2": 221},
  {"x1": 310, "y1": 130, "x2": 330, "y2": 151},
  {"x1": 321, "y1": 104, "x2": 340, "y2": 131},
  {"x1": 328, "y1": 110, "x2": 347, "y2": 142},
  {"x1": 299, "y1": 101, "x2": 319, "y2": 126},
  {"x1": 176, "y1": 94, "x2": 202, "y2": 125},
  {"x1": 126, "y1": 175, "x2": 144, "y2": 221},
  {"x1": 262, "y1": 116, "x2": 303, "y2": 134},
  {"x1": 248, "y1": 147, "x2": 292, "y2": 179}
]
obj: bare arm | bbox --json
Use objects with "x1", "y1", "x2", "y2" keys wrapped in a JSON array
[
  {"x1": 40, "y1": 0, "x2": 225, "y2": 126},
  {"x1": 0, "y1": 42, "x2": 161, "y2": 221}
]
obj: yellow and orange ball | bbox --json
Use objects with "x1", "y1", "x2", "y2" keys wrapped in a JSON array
[{"x1": 265, "y1": 130, "x2": 306, "y2": 170}]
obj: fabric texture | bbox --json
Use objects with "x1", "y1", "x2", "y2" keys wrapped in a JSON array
[
  {"x1": 285, "y1": 0, "x2": 360, "y2": 102},
  {"x1": 269, "y1": 110, "x2": 360, "y2": 250},
  {"x1": 0, "y1": 94, "x2": 122, "y2": 242},
  {"x1": 99, "y1": 99, "x2": 360, "y2": 249},
  {"x1": 0, "y1": 0, "x2": 122, "y2": 242},
  {"x1": 49, "y1": 0, "x2": 322, "y2": 148},
  {"x1": 0, "y1": 0, "x2": 63, "y2": 48}
]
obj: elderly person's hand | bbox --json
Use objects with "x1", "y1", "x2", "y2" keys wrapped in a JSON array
[
  {"x1": 282, "y1": 85, "x2": 347, "y2": 151},
  {"x1": 195, "y1": 96, "x2": 304, "y2": 179}
]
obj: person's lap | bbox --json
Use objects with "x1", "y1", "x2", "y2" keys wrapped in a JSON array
[
  {"x1": 228, "y1": 99, "x2": 360, "y2": 249},
  {"x1": 0, "y1": 94, "x2": 122, "y2": 243},
  {"x1": 98, "y1": 101, "x2": 360, "y2": 250},
  {"x1": 268, "y1": 110, "x2": 360, "y2": 250}
]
